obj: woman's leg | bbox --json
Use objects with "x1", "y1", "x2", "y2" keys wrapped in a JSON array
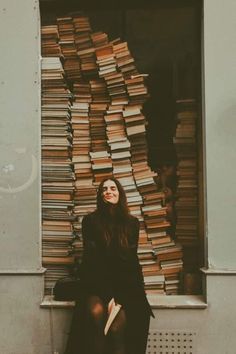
[
  {"x1": 108, "y1": 308, "x2": 127, "y2": 354},
  {"x1": 85, "y1": 295, "x2": 107, "y2": 354}
]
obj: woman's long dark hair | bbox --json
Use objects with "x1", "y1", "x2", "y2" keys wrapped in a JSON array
[{"x1": 96, "y1": 177, "x2": 130, "y2": 248}]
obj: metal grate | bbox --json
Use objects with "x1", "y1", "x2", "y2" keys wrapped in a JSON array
[{"x1": 146, "y1": 330, "x2": 197, "y2": 354}]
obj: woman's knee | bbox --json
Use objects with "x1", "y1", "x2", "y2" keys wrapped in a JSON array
[
  {"x1": 87, "y1": 300, "x2": 106, "y2": 325},
  {"x1": 92, "y1": 303, "x2": 105, "y2": 317}
]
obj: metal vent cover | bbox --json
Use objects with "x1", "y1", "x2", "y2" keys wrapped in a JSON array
[{"x1": 147, "y1": 330, "x2": 197, "y2": 354}]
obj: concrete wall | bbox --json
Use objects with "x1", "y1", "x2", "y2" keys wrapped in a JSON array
[
  {"x1": 203, "y1": 0, "x2": 236, "y2": 270},
  {"x1": 0, "y1": 1, "x2": 47, "y2": 353},
  {"x1": 0, "y1": 0, "x2": 41, "y2": 271},
  {"x1": 0, "y1": 0, "x2": 236, "y2": 353}
]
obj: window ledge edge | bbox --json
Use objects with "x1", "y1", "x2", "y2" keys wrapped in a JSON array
[
  {"x1": 40, "y1": 294, "x2": 207, "y2": 309},
  {"x1": 147, "y1": 294, "x2": 207, "y2": 309}
]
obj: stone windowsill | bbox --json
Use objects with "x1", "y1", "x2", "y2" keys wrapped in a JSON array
[{"x1": 41, "y1": 294, "x2": 207, "y2": 309}]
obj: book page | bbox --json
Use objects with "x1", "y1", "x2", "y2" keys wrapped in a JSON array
[{"x1": 104, "y1": 298, "x2": 122, "y2": 335}]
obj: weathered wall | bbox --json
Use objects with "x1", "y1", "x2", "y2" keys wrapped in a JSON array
[
  {"x1": 203, "y1": 0, "x2": 236, "y2": 270},
  {"x1": 0, "y1": 1, "x2": 236, "y2": 354},
  {"x1": 0, "y1": 0, "x2": 41, "y2": 270},
  {"x1": 149, "y1": 275, "x2": 236, "y2": 354}
]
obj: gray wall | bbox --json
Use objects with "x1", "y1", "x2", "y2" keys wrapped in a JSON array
[
  {"x1": 0, "y1": 0, "x2": 236, "y2": 353},
  {"x1": 0, "y1": 0, "x2": 41, "y2": 270},
  {"x1": 203, "y1": 0, "x2": 236, "y2": 270}
]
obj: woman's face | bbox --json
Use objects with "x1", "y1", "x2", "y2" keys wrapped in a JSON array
[{"x1": 102, "y1": 179, "x2": 119, "y2": 205}]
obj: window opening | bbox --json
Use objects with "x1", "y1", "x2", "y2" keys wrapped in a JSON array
[{"x1": 40, "y1": 0, "x2": 203, "y2": 296}]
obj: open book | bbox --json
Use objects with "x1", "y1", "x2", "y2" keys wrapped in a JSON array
[{"x1": 104, "y1": 298, "x2": 122, "y2": 335}]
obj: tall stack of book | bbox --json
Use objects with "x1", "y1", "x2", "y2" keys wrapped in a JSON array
[
  {"x1": 122, "y1": 102, "x2": 183, "y2": 293},
  {"x1": 70, "y1": 98, "x2": 97, "y2": 260},
  {"x1": 57, "y1": 16, "x2": 81, "y2": 81},
  {"x1": 42, "y1": 13, "x2": 184, "y2": 295},
  {"x1": 71, "y1": 17, "x2": 106, "y2": 256},
  {"x1": 71, "y1": 101, "x2": 92, "y2": 184},
  {"x1": 173, "y1": 98, "x2": 199, "y2": 290},
  {"x1": 109, "y1": 37, "x2": 182, "y2": 293},
  {"x1": 75, "y1": 17, "x2": 96, "y2": 79},
  {"x1": 41, "y1": 25, "x2": 75, "y2": 295},
  {"x1": 93, "y1": 39, "x2": 165, "y2": 292},
  {"x1": 104, "y1": 104, "x2": 153, "y2": 280}
]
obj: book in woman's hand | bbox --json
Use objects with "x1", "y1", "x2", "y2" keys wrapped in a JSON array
[{"x1": 104, "y1": 298, "x2": 122, "y2": 335}]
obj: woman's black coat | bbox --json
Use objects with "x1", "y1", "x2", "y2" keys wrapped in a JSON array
[{"x1": 65, "y1": 211, "x2": 154, "y2": 354}]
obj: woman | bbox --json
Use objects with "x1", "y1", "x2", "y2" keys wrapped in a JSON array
[{"x1": 65, "y1": 177, "x2": 154, "y2": 354}]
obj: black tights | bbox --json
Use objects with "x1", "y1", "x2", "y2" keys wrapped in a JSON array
[{"x1": 86, "y1": 295, "x2": 127, "y2": 354}]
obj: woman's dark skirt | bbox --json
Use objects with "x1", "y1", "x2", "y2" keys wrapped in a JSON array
[{"x1": 64, "y1": 297, "x2": 151, "y2": 354}]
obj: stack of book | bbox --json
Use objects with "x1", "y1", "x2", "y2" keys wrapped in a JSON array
[
  {"x1": 113, "y1": 41, "x2": 137, "y2": 79},
  {"x1": 75, "y1": 23, "x2": 97, "y2": 79},
  {"x1": 73, "y1": 14, "x2": 92, "y2": 53},
  {"x1": 173, "y1": 99, "x2": 199, "y2": 279},
  {"x1": 74, "y1": 82, "x2": 92, "y2": 103},
  {"x1": 41, "y1": 27, "x2": 75, "y2": 294},
  {"x1": 71, "y1": 102, "x2": 92, "y2": 183},
  {"x1": 89, "y1": 104, "x2": 113, "y2": 183},
  {"x1": 90, "y1": 79, "x2": 108, "y2": 103},
  {"x1": 105, "y1": 107, "x2": 133, "y2": 181},
  {"x1": 57, "y1": 16, "x2": 81, "y2": 81},
  {"x1": 42, "y1": 13, "x2": 184, "y2": 295},
  {"x1": 157, "y1": 243, "x2": 183, "y2": 294},
  {"x1": 96, "y1": 43, "x2": 117, "y2": 79},
  {"x1": 125, "y1": 74, "x2": 149, "y2": 105},
  {"x1": 143, "y1": 274, "x2": 165, "y2": 295},
  {"x1": 90, "y1": 104, "x2": 108, "y2": 150},
  {"x1": 121, "y1": 104, "x2": 183, "y2": 293},
  {"x1": 73, "y1": 15, "x2": 91, "y2": 40},
  {"x1": 41, "y1": 24, "x2": 61, "y2": 57},
  {"x1": 138, "y1": 243, "x2": 164, "y2": 294},
  {"x1": 70, "y1": 100, "x2": 96, "y2": 255},
  {"x1": 90, "y1": 151, "x2": 113, "y2": 184},
  {"x1": 105, "y1": 71, "x2": 127, "y2": 105},
  {"x1": 141, "y1": 189, "x2": 183, "y2": 294}
]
